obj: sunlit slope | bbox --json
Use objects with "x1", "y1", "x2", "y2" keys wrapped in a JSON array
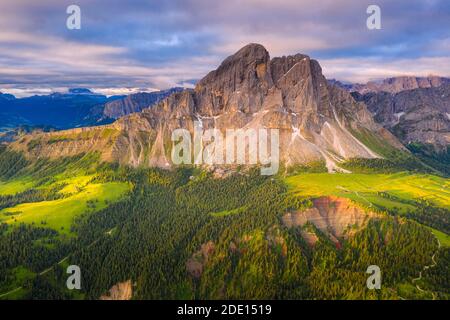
[
  {"x1": 0, "y1": 179, "x2": 34, "y2": 195},
  {"x1": 285, "y1": 172, "x2": 450, "y2": 210},
  {"x1": 0, "y1": 182, "x2": 130, "y2": 234},
  {"x1": 0, "y1": 151, "x2": 132, "y2": 235}
]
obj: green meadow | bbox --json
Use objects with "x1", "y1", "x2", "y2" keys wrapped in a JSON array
[
  {"x1": 284, "y1": 172, "x2": 450, "y2": 211},
  {"x1": 0, "y1": 178, "x2": 34, "y2": 195},
  {"x1": 0, "y1": 175, "x2": 131, "y2": 234},
  {"x1": 210, "y1": 206, "x2": 248, "y2": 217},
  {"x1": 427, "y1": 227, "x2": 450, "y2": 247}
]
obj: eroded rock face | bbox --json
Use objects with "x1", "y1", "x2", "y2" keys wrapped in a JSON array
[
  {"x1": 354, "y1": 84, "x2": 450, "y2": 150},
  {"x1": 101, "y1": 88, "x2": 184, "y2": 120},
  {"x1": 186, "y1": 241, "x2": 215, "y2": 279},
  {"x1": 282, "y1": 196, "x2": 377, "y2": 245},
  {"x1": 100, "y1": 280, "x2": 133, "y2": 300},
  {"x1": 11, "y1": 44, "x2": 403, "y2": 172}
]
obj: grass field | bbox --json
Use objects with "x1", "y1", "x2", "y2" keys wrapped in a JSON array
[
  {"x1": 428, "y1": 227, "x2": 450, "y2": 247},
  {"x1": 0, "y1": 178, "x2": 34, "y2": 195},
  {"x1": 0, "y1": 181, "x2": 130, "y2": 234},
  {"x1": 56, "y1": 175, "x2": 96, "y2": 194},
  {"x1": 285, "y1": 172, "x2": 450, "y2": 211}
]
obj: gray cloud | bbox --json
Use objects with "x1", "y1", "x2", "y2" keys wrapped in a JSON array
[{"x1": 0, "y1": 0, "x2": 449, "y2": 96}]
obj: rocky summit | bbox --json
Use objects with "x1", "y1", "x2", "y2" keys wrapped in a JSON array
[{"x1": 11, "y1": 44, "x2": 403, "y2": 172}]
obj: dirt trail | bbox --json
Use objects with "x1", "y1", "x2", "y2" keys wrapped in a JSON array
[
  {"x1": 0, "y1": 286, "x2": 22, "y2": 299},
  {"x1": 411, "y1": 237, "x2": 441, "y2": 300},
  {"x1": 336, "y1": 185, "x2": 374, "y2": 208},
  {"x1": 336, "y1": 184, "x2": 443, "y2": 300}
]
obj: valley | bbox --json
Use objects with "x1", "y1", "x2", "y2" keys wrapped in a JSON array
[{"x1": 0, "y1": 148, "x2": 448, "y2": 300}]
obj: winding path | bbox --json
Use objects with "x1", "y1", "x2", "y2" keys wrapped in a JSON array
[
  {"x1": 411, "y1": 237, "x2": 441, "y2": 300},
  {"x1": 336, "y1": 184, "x2": 443, "y2": 300}
]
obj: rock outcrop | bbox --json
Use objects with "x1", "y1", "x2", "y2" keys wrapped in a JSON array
[
  {"x1": 95, "y1": 88, "x2": 184, "y2": 121},
  {"x1": 100, "y1": 280, "x2": 133, "y2": 300},
  {"x1": 186, "y1": 241, "x2": 215, "y2": 279},
  {"x1": 282, "y1": 196, "x2": 377, "y2": 245}
]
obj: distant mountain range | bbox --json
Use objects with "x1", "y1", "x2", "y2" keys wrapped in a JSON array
[
  {"x1": 330, "y1": 76, "x2": 450, "y2": 94},
  {"x1": 352, "y1": 84, "x2": 450, "y2": 149},
  {"x1": 0, "y1": 88, "x2": 119, "y2": 130},
  {"x1": 0, "y1": 87, "x2": 184, "y2": 132},
  {"x1": 85, "y1": 87, "x2": 184, "y2": 123},
  {"x1": 328, "y1": 76, "x2": 450, "y2": 173}
]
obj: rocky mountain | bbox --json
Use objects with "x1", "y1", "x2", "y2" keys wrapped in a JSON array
[
  {"x1": 11, "y1": 44, "x2": 403, "y2": 173},
  {"x1": 0, "y1": 87, "x2": 183, "y2": 135},
  {"x1": 87, "y1": 87, "x2": 184, "y2": 123},
  {"x1": 352, "y1": 83, "x2": 450, "y2": 151},
  {"x1": 334, "y1": 76, "x2": 450, "y2": 95},
  {"x1": 0, "y1": 92, "x2": 16, "y2": 101},
  {"x1": 282, "y1": 196, "x2": 378, "y2": 245}
]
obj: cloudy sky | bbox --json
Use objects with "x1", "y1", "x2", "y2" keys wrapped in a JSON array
[{"x1": 0, "y1": 0, "x2": 449, "y2": 97}]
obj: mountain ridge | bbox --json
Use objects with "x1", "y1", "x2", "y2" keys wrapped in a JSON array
[
  {"x1": 10, "y1": 44, "x2": 404, "y2": 173},
  {"x1": 352, "y1": 83, "x2": 450, "y2": 151},
  {"x1": 332, "y1": 76, "x2": 450, "y2": 94}
]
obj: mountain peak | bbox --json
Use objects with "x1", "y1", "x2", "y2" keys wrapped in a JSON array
[
  {"x1": 10, "y1": 44, "x2": 403, "y2": 173},
  {"x1": 195, "y1": 43, "x2": 272, "y2": 114},
  {"x1": 202, "y1": 43, "x2": 270, "y2": 80},
  {"x1": 234, "y1": 43, "x2": 268, "y2": 56},
  {"x1": 68, "y1": 88, "x2": 94, "y2": 94},
  {"x1": 0, "y1": 92, "x2": 16, "y2": 100}
]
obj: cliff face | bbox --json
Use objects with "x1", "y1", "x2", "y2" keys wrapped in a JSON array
[
  {"x1": 11, "y1": 44, "x2": 403, "y2": 172},
  {"x1": 100, "y1": 280, "x2": 133, "y2": 300},
  {"x1": 282, "y1": 196, "x2": 378, "y2": 245},
  {"x1": 101, "y1": 88, "x2": 184, "y2": 120},
  {"x1": 353, "y1": 84, "x2": 450, "y2": 150}
]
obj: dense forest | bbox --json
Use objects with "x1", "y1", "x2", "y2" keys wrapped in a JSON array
[{"x1": 0, "y1": 153, "x2": 447, "y2": 300}]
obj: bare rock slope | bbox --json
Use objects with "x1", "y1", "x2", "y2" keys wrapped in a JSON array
[
  {"x1": 353, "y1": 84, "x2": 450, "y2": 150},
  {"x1": 282, "y1": 196, "x2": 378, "y2": 245},
  {"x1": 100, "y1": 280, "x2": 133, "y2": 300}
]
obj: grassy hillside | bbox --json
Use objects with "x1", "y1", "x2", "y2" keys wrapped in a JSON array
[
  {"x1": 0, "y1": 181, "x2": 130, "y2": 234},
  {"x1": 285, "y1": 172, "x2": 450, "y2": 210},
  {"x1": 0, "y1": 179, "x2": 34, "y2": 195},
  {"x1": 0, "y1": 150, "x2": 132, "y2": 235}
]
